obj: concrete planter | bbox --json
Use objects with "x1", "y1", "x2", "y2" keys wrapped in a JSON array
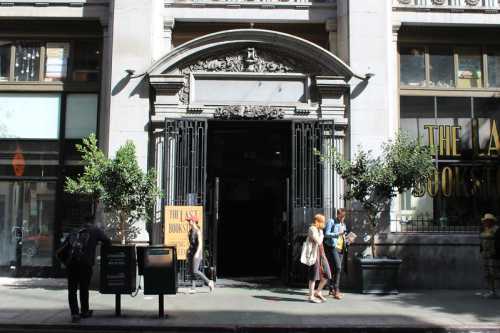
[{"x1": 355, "y1": 257, "x2": 403, "y2": 294}]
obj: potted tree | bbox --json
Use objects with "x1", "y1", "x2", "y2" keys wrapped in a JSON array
[
  {"x1": 316, "y1": 132, "x2": 435, "y2": 293},
  {"x1": 65, "y1": 134, "x2": 160, "y2": 244}
]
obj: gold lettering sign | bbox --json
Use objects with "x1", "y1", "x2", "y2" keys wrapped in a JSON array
[{"x1": 164, "y1": 206, "x2": 203, "y2": 260}]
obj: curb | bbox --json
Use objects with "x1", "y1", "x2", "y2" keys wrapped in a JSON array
[{"x1": 1, "y1": 324, "x2": 500, "y2": 333}]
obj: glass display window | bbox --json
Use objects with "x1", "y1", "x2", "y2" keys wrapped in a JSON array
[
  {"x1": 72, "y1": 40, "x2": 101, "y2": 82},
  {"x1": 400, "y1": 46, "x2": 426, "y2": 87},
  {"x1": 399, "y1": 96, "x2": 500, "y2": 232},
  {"x1": 0, "y1": 93, "x2": 61, "y2": 139},
  {"x1": 0, "y1": 41, "x2": 11, "y2": 81},
  {"x1": 65, "y1": 94, "x2": 98, "y2": 139},
  {"x1": 44, "y1": 42, "x2": 69, "y2": 82},
  {"x1": 0, "y1": 181, "x2": 56, "y2": 267},
  {"x1": 429, "y1": 47, "x2": 454, "y2": 88},
  {"x1": 487, "y1": 48, "x2": 500, "y2": 88},
  {"x1": 14, "y1": 42, "x2": 41, "y2": 82},
  {"x1": 457, "y1": 47, "x2": 483, "y2": 89}
]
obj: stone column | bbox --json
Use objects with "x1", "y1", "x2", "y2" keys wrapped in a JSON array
[
  {"x1": 99, "y1": 19, "x2": 112, "y2": 156},
  {"x1": 325, "y1": 18, "x2": 338, "y2": 56},
  {"x1": 390, "y1": 21, "x2": 402, "y2": 232},
  {"x1": 333, "y1": 128, "x2": 346, "y2": 211},
  {"x1": 164, "y1": 17, "x2": 175, "y2": 54}
]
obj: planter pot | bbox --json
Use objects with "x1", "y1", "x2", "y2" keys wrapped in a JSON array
[{"x1": 355, "y1": 257, "x2": 403, "y2": 294}]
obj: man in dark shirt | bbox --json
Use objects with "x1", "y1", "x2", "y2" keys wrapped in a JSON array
[{"x1": 64, "y1": 217, "x2": 111, "y2": 323}]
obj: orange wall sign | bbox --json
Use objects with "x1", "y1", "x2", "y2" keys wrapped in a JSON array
[
  {"x1": 164, "y1": 206, "x2": 203, "y2": 260},
  {"x1": 12, "y1": 146, "x2": 25, "y2": 177}
]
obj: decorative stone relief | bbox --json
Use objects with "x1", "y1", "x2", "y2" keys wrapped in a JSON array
[
  {"x1": 214, "y1": 105, "x2": 285, "y2": 120},
  {"x1": 431, "y1": 0, "x2": 445, "y2": 5},
  {"x1": 178, "y1": 47, "x2": 320, "y2": 104},
  {"x1": 465, "y1": 0, "x2": 480, "y2": 6},
  {"x1": 397, "y1": 0, "x2": 411, "y2": 4}
]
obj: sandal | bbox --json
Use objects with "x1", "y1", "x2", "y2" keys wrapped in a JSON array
[
  {"x1": 315, "y1": 292, "x2": 327, "y2": 302},
  {"x1": 308, "y1": 296, "x2": 322, "y2": 303}
]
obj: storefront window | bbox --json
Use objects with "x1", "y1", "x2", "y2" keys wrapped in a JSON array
[
  {"x1": 14, "y1": 42, "x2": 41, "y2": 81},
  {"x1": 0, "y1": 181, "x2": 55, "y2": 267},
  {"x1": 457, "y1": 48, "x2": 483, "y2": 88},
  {"x1": 399, "y1": 96, "x2": 500, "y2": 232},
  {"x1": 0, "y1": 42, "x2": 10, "y2": 81},
  {"x1": 44, "y1": 42, "x2": 69, "y2": 82},
  {"x1": 487, "y1": 49, "x2": 500, "y2": 88},
  {"x1": 72, "y1": 40, "x2": 101, "y2": 82},
  {"x1": 0, "y1": 93, "x2": 60, "y2": 139},
  {"x1": 0, "y1": 141, "x2": 59, "y2": 178},
  {"x1": 65, "y1": 94, "x2": 98, "y2": 139},
  {"x1": 400, "y1": 46, "x2": 426, "y2": 87},
  {"x1": 429, "y1": 47, "x2": 454, "y2": 88}
]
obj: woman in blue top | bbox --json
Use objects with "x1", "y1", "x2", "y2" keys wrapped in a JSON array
[{"x1": 324, "y1": 208, "x2": 347, "y2": 299}]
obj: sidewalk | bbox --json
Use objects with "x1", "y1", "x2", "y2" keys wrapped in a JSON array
[{"x1": 0, "y1": 277, "x2": 499, "y2": 333}]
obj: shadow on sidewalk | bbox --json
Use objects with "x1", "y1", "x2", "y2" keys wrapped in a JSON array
[{"x1": 380, "y1": 290, "x2": 500, "y2": 323}]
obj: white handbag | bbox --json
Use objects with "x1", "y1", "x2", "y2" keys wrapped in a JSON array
[{"x1": 300, "y1": 238, "x2": 317, "y2": 266}]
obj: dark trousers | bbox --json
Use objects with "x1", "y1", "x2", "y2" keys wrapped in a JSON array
[
  {"x1": 325, "y1": 245, "x2": 343, "y2": 292},
  {"x1": 332, "y1": 250, "x2": 344, "y2": 291},
  {"x1": 324, "y1": 245, "x2": 335, "y2": 292},
  {"x1": 67, "y1": 263, "x2": 93, "y2": 315}
]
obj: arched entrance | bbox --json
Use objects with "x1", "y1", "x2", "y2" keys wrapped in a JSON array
[{"x1": 146, "y1": 29, "x2": 361, "y2": 283}]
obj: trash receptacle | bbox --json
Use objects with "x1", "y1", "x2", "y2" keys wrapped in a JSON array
[
  {"x1": 143, "y1": 246, "x2": 177, "y2": 295},
  {"x1": 100, "y1": 245, "x2": 137, "y2": 294}
]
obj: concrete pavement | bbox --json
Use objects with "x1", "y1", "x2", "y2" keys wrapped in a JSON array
[{"x1": 0, "y1": 277, "x2": 499, "y2": 332}]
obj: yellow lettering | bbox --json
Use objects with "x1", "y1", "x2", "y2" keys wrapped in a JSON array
[
  {"x1": 424, "y1": 125, "x2": 437, "y2": 156},
  {"x1": 439, "y1": 125, "x2": 452, "y2": 156},
  {"x1": 441, "y1": 167, "x2": 453, "y2": 197},
  {"x1": 451, "y1": 126, "x2": 461, "y2": 157},
  {"x1": 488, "y1": 119, "x2": 500, "y2": 157},
  {"x1": 427, "y1": 170, "x2": 439, "y2": 197}
]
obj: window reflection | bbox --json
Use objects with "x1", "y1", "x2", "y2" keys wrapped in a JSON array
[
  {"x1": 429, "y1": 47, "x2": 454, "y2": 88},
  {"x1": 14, "y1": 42, "x2": 41, "y2": 82},
  {"x1": 399, "y1": 96, "x2": 500, "y2": 231},
  {"x1": 0, "y1": 181, "x2": 55, "y2": 267},
  {"x1": 457, "y1": 48, "x2": 483, "y2": 88},
  {"x1": 400, "y1": 47, "x2": 426, "y2": 87},
  {"x1": 487, "y1": 49, "x2": 500, "y2": 88}
]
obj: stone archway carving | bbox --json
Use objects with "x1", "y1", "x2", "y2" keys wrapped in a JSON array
[{"x1": 147, "y1": 29, "x2": 366, "y2": 123}]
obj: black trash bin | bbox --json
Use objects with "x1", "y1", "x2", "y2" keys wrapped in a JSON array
[
  {"x1": 143, "y1": 246, "x2": 177, "y2": 295},
  {"x1": 100, "y1": 245, "x2": 137, "y2": 295}
]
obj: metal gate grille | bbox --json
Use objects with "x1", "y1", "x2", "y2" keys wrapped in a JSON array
[
  {"x1": 152, "y1": 119, "x2": 207, "y2": 284},
  {"x1": 289, "y1": 120, "x2": 334, "y2": 283}
]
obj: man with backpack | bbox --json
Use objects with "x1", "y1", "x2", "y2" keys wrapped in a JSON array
[{"x1": 57, "y1": 217, "x2": 111, "y2": 323}]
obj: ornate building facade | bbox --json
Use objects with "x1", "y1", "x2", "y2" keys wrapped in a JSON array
[{"x1": 0, "y1": 0, "x2": 499, "y2": 288}]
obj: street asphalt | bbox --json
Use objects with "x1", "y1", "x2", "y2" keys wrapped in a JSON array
[{"x1": 0, "y1": 277, "x2": 499, "y2": 333}]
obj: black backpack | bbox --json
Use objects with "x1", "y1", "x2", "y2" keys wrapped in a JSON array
[{"x1": 56, "y1": 228, "x2": 90, "y2": 267}]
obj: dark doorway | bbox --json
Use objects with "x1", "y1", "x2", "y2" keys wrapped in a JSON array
[{"x1": 207, "y1": 121, "x2": 291, "y2": 278}]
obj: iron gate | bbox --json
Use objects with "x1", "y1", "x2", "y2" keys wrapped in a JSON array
[
  {"x1": 289, "y1": 120, "x2": 334, "y2": 283},
  {"x1": 151, "y1": 119, "x2": 207, "y2": 284}
]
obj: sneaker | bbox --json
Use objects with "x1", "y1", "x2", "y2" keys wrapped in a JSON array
[
  {"x1": 188, "y1": 288, "x2": 196, "y2": 294},
  {"x1": 208, "y1": 280, "x2": 215, "y2": 292},
  {"x1": 484, "y1": 292, "x2": 499, "y2": 299},
  {"x1": 71, "y1": 314, "x2": 80, "y2": 323},
  {"x1": 81, "y1": 310, "x2": 93, "y2": 318}
]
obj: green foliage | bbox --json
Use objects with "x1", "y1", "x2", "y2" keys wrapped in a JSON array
[
  {"x1": 315, "y1": 132, "x2": 435, "y2": 257},
  {"x1": 65, "y1": 134, "x2": 160, "y2": 243}
]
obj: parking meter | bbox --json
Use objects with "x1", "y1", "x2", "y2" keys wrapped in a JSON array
[{"x1": 143, "y1": 246, "x2": 177, "y2": 295}]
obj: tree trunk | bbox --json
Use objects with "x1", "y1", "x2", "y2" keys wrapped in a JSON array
[
  {"x1": 368, "y1": 212, "x2": 377, "y2": 258},
  {"x1": 119, "y1": 211, "x2": 127, "y2": 245}
]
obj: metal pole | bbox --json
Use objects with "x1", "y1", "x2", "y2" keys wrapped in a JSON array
[
  {"x1": 115, "y1": 294, "x2": 121, "y2": 317},
  {"x1": 159, "y1": 294, "x2": 164, "y2": 318}
]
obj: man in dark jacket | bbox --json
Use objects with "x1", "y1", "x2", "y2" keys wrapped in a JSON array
[{"x1": 62, "y1": 218, "x2": 111, "y2": 323}]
